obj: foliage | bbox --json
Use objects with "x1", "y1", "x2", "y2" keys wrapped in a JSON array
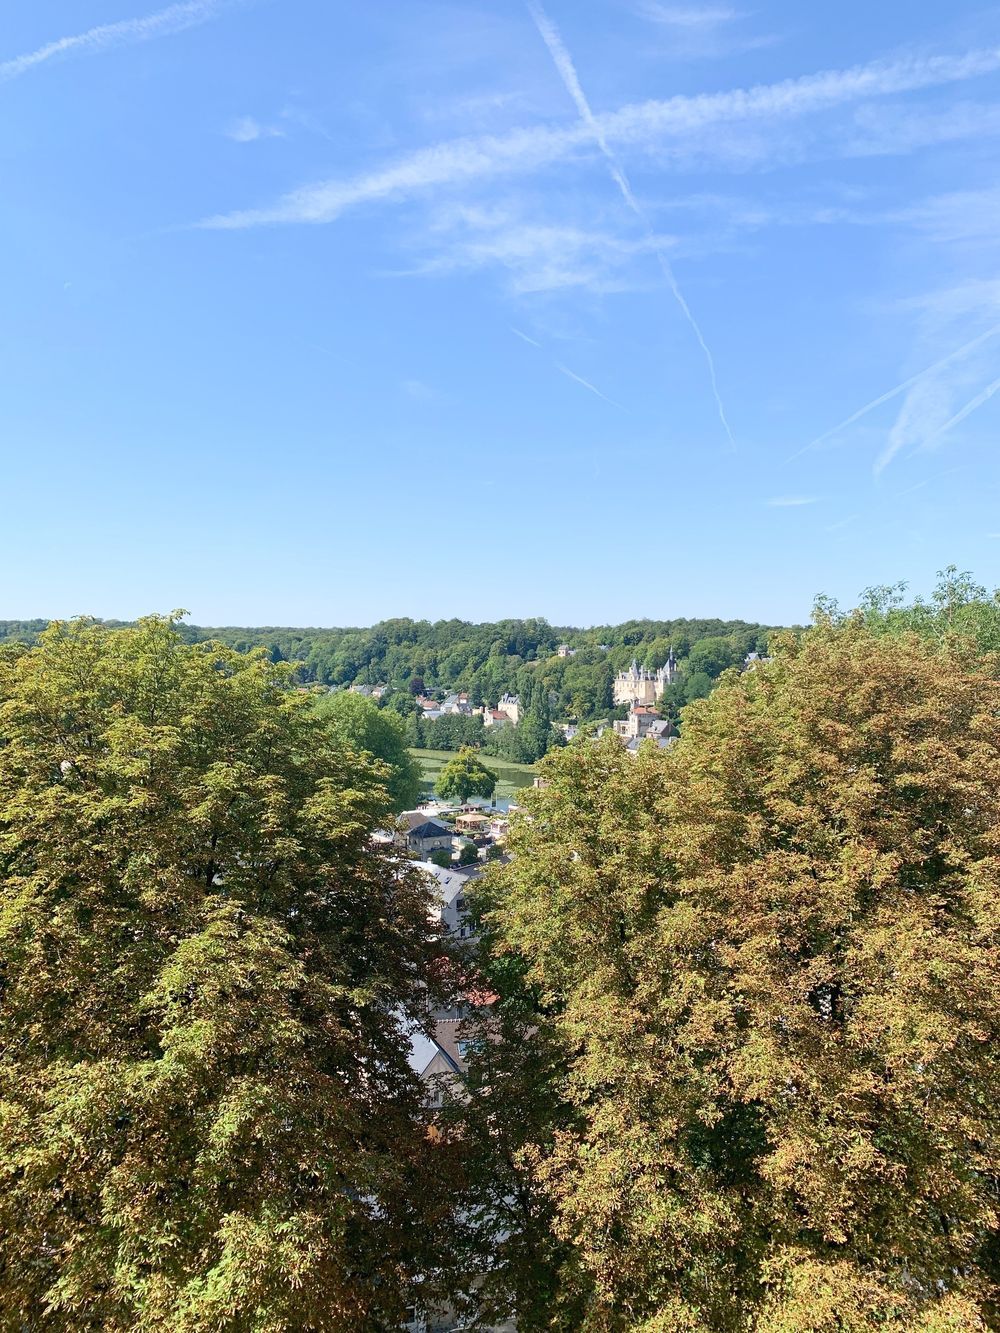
[
  {"x1": 853, "y1": 565, "x2": 1000, "y2": 655},
  {"x1": 434, "y1": 747, "x2": 498, "y2": 805},
  {"x1": 455, "y1": 841, "x2": 480, "y2": 867},
  {"x1": 685, "y1": 634, "x2": 743, "y2": 679},
  {"x1": 0, "y1": 615, "x2": 780, "y2": 731},
  {"x1": 416, "y1": 711, "x2": 485, "y2": 752},
  {"x1": 437, "y1": 965, "x2": 591, "y2": 1332},
  {"x1": 473, "y1": 619, "x2": 1000, "y2": 1328},
  {"x1": 312, "y1": 687, "x2": 423, "y2": 812},
  {"x1": 0, "y1": 616, "x2": 450, "y2": 1330}
]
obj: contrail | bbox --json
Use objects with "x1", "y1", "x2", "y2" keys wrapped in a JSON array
[
  {"x1": 0, "y1": 0, "x2": 229, "y2": 82},
  {"x1": 527, "y1": 0, "x2": 736, "y2": 447},
  {"x1": 511, "y1": 326, "x2": 627, "y2": 407},
  {"x1": 510, "y1": 326, "x2": 542, "y2": 348},
  {"x1": 787, "y1": 321, "x2": 1000, "y2": 462},
  {"x1": 928, "y1": 373, "x2": 1000, "y2": 441},
  {"x1": 555, "y1": 363, "x2": 627, "y2": 410}
]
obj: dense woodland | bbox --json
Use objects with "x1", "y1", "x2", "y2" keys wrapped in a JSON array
[
  {"x1": 1, "y1": 571, "x2": 998, "y2": 1328},
  {"x1": 0, "y1": 615, "x2": 778, "y2": 764}
]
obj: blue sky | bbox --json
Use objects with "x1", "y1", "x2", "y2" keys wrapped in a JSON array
[{"x1": 3, "y1": 0, "x2": 1000, "y2": 626}]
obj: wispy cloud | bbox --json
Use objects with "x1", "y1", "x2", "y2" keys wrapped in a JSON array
[
  {"x1": 891, "y1": 465, "x2": 963, "y2": 499},
  {"x1": 419, "y1": 89, "x2": 529, "y2": 129},
  {"x1": 874, "y1": 375, "x2": 954, "y2": 475},
  {"x1": 889, "y1": 184, "x2": 1000, "y2": 244},
  {"x1": 401, "y1": 378, "x2": 437, "y2": 402},
  {"x1": 862, "y1": 275, "x2": 1000, "y2": 479},
  {"x1": 527, "y1": 0, "x2": 735, "y2": 445},
  {"x1": 0, "y1": 0, "x2": 232, "y2": 83},
  {"x1": 790, "y1": 322, "x2": 1000, "y2": 462},
  {"x1": 767, "y1": 495, "x2": 817, "y2": 507},
  {"x1": 414, "y1": 205, "x2": 675, "y2": 294},
  {"x1": 844, "y1": 99, "x2": 1000, "y2": 159},
  {"x1": 874, "y1": 357, "x2": 1000, "y2": 476},
  {"x1": 199, "y1": 44, "x2": 1000, "y2": 229},
  {"x1": 825, "y1": 514, "x2": 858, "y2": 532},
  {"x1": 923, "y1": 374, "x2": 1000, "y2": 445},
  {"x1": 226, "y1": 116, "x2": 284, "y2": 143},
  {"x1": 632, "y1": 3, "x2": 743, "y2": 27}
]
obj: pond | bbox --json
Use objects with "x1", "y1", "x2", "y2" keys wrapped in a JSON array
[{"x1": 410, "y1": 748, "x2": 537, "y2": 811}]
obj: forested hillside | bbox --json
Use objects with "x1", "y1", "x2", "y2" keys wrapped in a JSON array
[{"x1": 0, "y1": 614, "x2": 777, "y2": 722}]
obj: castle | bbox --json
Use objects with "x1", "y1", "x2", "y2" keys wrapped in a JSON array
[{"x1": 613, "y1": 652, "x2": 677, "y2": 707}]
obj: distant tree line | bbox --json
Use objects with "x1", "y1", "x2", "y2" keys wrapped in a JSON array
[{"x1": 0, "y1": 615, "x2": 779, "y2": 759}]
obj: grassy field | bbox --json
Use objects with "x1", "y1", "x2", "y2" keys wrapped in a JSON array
[{"x1": 410, "y1": 748, "x2": 536, "y2": 805}]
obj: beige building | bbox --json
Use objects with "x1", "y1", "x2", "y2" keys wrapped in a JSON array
[
  {"x1": 613, "y1": 652, "x2": 678, "y2": 707},
  {"x1": 496, "y1": 692, "x2": 521, "y2": 724},
  {"x1": 614, "y1": 704, "x2": 665, "y2": 740}
]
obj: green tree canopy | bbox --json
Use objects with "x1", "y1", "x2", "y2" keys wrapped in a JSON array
[
  {"x1": 0, "y1": 616, "x2": 450, "y2": 1329},
  {"x1": 474, "y1": 619, "x2": 1000, "y2": 1329},
  {"x1": 435, "y1": 747, "x2": 498, "y2": 804},
  {"x1": 313, "y1": 687, "x2": 423, "y2": 811},
  {"x1": 685, "y1": 633, "x2": 743, "y2": 679}
]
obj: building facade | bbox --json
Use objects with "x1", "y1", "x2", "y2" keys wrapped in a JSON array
[
  {"x1": 613, "y1": 652, "x2": 678, "y2": 706},
  {"x1": 496, "y1": 692, "x2": 521, "y2": 724}
]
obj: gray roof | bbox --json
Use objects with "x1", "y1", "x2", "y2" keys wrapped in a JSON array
[
  {"x1": 415, "y1": 859, "x2": 467, "y2": 908},
  {"x1": 409, "y1": 820, "x2": 453, "y2": 840}
]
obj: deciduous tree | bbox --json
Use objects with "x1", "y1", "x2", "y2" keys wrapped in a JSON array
[
  {"x1": 313, "y1": 686, "x2": 423, "y2": 811},
  {"x1": 477, "y1": 618, "x2": 1000, "y2": 1329},
  {"x1": 0, "y1": 616, "x2": 448, "y2": 1330},
  {"x1": 435, "y1": 747, "x2": 498, "y2": 805}
]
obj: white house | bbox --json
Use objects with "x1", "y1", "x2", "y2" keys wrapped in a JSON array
[{"x1": 496, "y1": 692, "x2": 521, "y2": 724}]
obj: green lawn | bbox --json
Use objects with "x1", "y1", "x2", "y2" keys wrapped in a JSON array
[{"x1": 410, "y1": 748, "x2": 536, "y2": 804}]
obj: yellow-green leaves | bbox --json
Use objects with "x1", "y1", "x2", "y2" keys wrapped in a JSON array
[
  {"x1": 0, "y1": 615, "x2": 445, "y2": 1329},
  {"x1": 482, "y1": 621, "x2": 1000, "y2": 1328}
]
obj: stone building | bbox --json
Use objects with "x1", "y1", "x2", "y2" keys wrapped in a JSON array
[{"x1": 612, "y1": 651, "x2": 678, "y2": 706}]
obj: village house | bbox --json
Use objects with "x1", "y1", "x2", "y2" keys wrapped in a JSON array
[
  {"x1": 556, "y1": 643, "x2": 576, "y2": 658},
  {"x1": 396, "y1": 811, "x2": 454, "y2": 859},
  {"x1": 496, "y1": 692, "x2": 521, "y2": 724},
  {"x1": 614, "y1": 704, "x2": 670, "y2": 741},
  {"x1": 418, "y1": 859, "x2": 474, "y2": 939},
  {"x1": 488, "y1": 815, "x2": 510, "y2": 842},
  {"x1": 407, "y1": 820, "x2": 453, "y2": 857},
  {"x1": 625, "y1": 728, "x2": 675, "y2": 754},
  {"x1": 482, "y1": 708, "x2": 511, "y2": 729}
]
